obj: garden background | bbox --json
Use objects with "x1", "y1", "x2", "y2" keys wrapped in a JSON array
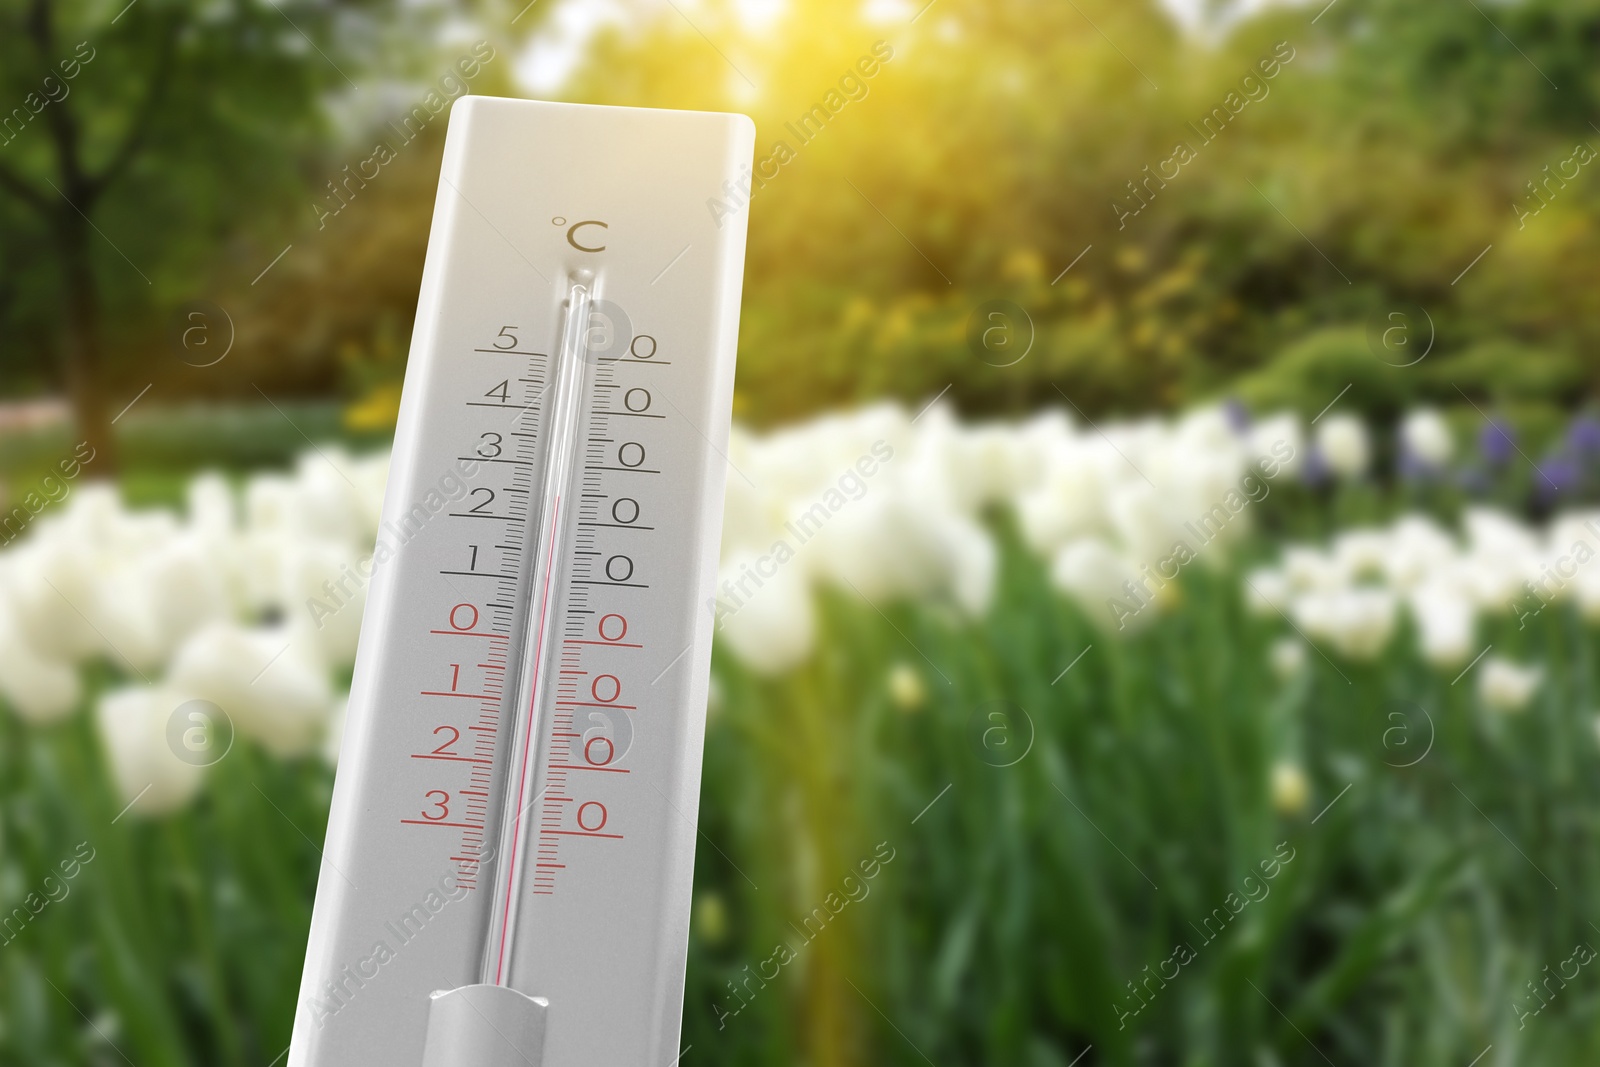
[{"x1": 4, "y1": 0, "x2": 1600, "y2": 1064}]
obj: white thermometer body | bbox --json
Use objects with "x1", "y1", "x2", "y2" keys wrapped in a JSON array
[{"x1": 290, "y1": 96, "x2": 754, "y2": 1067}]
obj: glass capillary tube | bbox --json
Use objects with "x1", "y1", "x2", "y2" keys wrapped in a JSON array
[{"x1": 482, "y1": 273, "x2": 593, "y2": 987}]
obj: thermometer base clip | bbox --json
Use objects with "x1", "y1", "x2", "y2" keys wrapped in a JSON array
[{"x1": 420, "y1": 984, "x2": 549, "y2": 1067}]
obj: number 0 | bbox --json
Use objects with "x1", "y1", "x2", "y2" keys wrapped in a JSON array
[{"x1": 577, "y1": 802, "x2": 608, "y2": 832}]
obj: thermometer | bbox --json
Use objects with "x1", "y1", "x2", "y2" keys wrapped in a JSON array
[{"x1": 289, "y1": 97, "x2": 754, "y2": 1067}]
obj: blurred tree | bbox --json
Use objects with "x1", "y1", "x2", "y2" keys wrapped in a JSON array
[{"x1": 0, "y1": 0, "x2": 422, "y2": 470}]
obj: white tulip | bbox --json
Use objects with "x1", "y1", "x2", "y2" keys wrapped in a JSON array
[
  {"x1": 1011, "y1": 410, "x2": 1069, "y2": 492},
  {"x1": 719, "y1": 468, "x2": 783, "y2": 559},
  {"x1": 1015, "y1": 445, "x2": 1107, "y2": 555},
  {"x1": 1270, "y1": 638, "x2": 1306, "y2": 679},
  {"x1": 1051, "y1": 538, "x2": 1153, "y2": 630},
  {"x1": 808, "y1": 490, "x2": 995, "y2": 616},
  {"x1": 279, "y1": 538, "x2": 367, "y2": 667},
  {"x1": 1409, "y1": 585, "x2": 1475, "y2": 668},
  {"x1": 1400, "y1": 408, "x2": 1454, "y2": 467},
  {"x1": 1478, "y1": 657, "x2": 1543, "y2": 713},
  {"x1": 1171, "y1": 409, "x2": 1241, "y2": 467},
  {"x1": 140, "y1": 532, "x2": 236, "y2": 657},
  {"x1": 1332, "y1": 529, "x2": 1391, "y2": 582},
  {"x1": 93, "y1": 567, "x2": 167, "y2": 672},
  {"x1": 1464, "y1": 508, "x2": 1541, "y2": 559},
  {"x1": 1457, "y1": 515, "x2": 1543, "y2": 609},
  {"x1": 1316, "y1": 414, "x2": 1370, "y2": 478},
  {"x1": 348, "y1": 451, "x2": 391, "y2": 537},
  {"x1": 235, "y1": 529, "x2": 294, "y2": 614},
  {"x1": 1334, "y1": 588, "x2": 1400, "y2": 660},
  {"x1": 0, "y1": 606, "x2": 81, "y2": 723},
  {"x1": 1270, "y1": 761, "x2": 1310, "y2": 816},
  {"x1": 186, "y1": 472, "x2": 237, "y2": 537},
  {"x1": 57, "y1": 482, "x2": 126, "y2": 545},
  {"x1": 1381, "y1": 516, "x2": 1458, "y2": 591},
  {"x1": 1250, "y1": 412, "x2": 1304, "y2": 478},
  {"x1": 1108, "y1": 480, "x2": 1177, "y2": 567},
  {"x1": 166, "y1": 622, "x2": 333, "y2": 757},
  {"x1": 905, "y1": 416, "x2": 1025, "y2": 513},
  {"x1": 887, "y1": 663, "x2": 926, "y2": 711},
  {"x1": 5, "y1": 538, "x2": 105, "y2": 661},
  {"x1": 1292, "y1": 587, "x2": 1397, "y2": 659},
  {"x1": 290, "y1": 449, "x2": 369, "y2": 545},
  {"x1": 1281, "y1": 547, "x2": 1347, "y2": 592},
  {"x1": 711, "y1": 550, "x2": 816, "y2": 675},
  {"x1": 1245, "y1": 568, "x2": 1291, "y2": 616},
  {"x1": 1165, "y1": 450, "x2": 1255, "y2": 556},
  {"x1": 95, "y1": 684, "x2": 206, "y2": 815},
  {"x1": 244, "y1": 475, "x2": 302, "y2": 536},
  {"x1": 939, "y1": 512, "x2": 997, "y2": 617},
  {"x1": 1546, "y1": 512, "x2": 1600, "y2": 555},
  {"x1": 1572, "y1": 569, "x2": 1600, "y2": 622}
]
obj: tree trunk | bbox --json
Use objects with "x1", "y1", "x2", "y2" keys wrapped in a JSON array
[{"x1": 56, "y1": 211, "x2": 118, "y2": 477}]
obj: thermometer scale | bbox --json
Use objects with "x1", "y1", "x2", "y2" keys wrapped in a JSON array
[{"x1": 290, "y1": 97, "x2": 754, "y2": 1066}]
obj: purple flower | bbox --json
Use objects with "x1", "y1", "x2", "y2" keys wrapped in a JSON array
[
  {"x1": 1223, "y1": 397, "x2": 1250, "y2": 434},
  {"x1": 1535, "y1": 454, "x2": 1580, "y2": 504},
  {"x1": 1567, "y1": 414, "x2": 1600, "y2": 458},
  {"x1": 1301, "y1": 445, "x2": 1331, "y2": 487},
  {"x1": 1480, "y1": 419, "x2": 1516, "y2": 467}
]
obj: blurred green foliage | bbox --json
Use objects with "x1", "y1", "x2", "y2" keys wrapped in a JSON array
[
  {"x1": 6, "y1": 0, "x2": 1600, "y2": 435},
  {"x1": 10, "y1": 523, "x2": 1600, "y2": 1063},
  {"x1": 560, "y1": 0, "x2": 1600, "y2": 423}
]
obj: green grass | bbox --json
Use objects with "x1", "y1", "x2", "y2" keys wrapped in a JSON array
[
  {"x1": 0, "y1": 402, "x2": 391, "y2": 510},
  {"x1": 0, "y1": 670, "x2": 329, "y2": 1067},
  {"x1": 689, "y1": 524, "x2": 1600, "y2": 1066},
  {"x1": 2, "y1": 524, "x2": 1599, "y2": 1065}
]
